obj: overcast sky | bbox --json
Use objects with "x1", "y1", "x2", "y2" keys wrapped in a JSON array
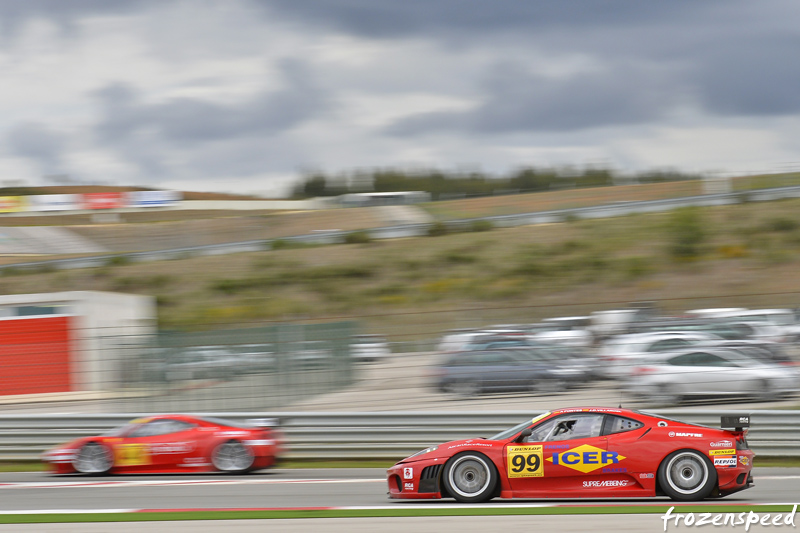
[{"x1": 1, "y1": 0, "x2": 799, "y2": 197}]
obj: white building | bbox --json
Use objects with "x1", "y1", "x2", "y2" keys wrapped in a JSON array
[{"x1": 0, "y1": 291, "x2": 155, "y2": 397}]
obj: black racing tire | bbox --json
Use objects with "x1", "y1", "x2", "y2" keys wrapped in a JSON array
[
  {"x1": 211, "y1": 440, "x2": 255, "y2": 473},
  {"x1": 657, "y1": 449, "x2": 717, "y2": 501},
  {"x1": 442, "y1": 452, "x2": 498, "y2": 503},
  {"x1": 73, "y1": 442, "x2": 113, "y2": 475}
]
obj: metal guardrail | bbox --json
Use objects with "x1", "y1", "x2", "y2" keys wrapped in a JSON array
[
  {"x1": 0, "y1": 410, "x2": 797, "y2": 461},
  {"x1": 4, "y1": 185, "x2": 800, "y2": 273}
]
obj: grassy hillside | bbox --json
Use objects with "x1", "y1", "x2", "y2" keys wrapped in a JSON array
[{"x1": 2, "y1": 195, "x2": 800, "y2": 343}]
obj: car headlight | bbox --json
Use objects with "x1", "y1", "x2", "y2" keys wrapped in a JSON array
[{"x1": 407, "y1": 445, "x2": 438, "y2": 459}]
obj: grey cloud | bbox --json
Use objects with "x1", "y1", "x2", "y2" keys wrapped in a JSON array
[
  {"x1": 693, "y1": 34, "x2": 800, "y2": 116},
  {"x1": 5, "y1": 122, "x2": 66, "y2": 172},
  {"x1": 0, "y1": 0, "x2": 154, "y2": 42},
  {"x1": 261, "y1": 0, "x2": 705, "y2": 39},
  {"x1": 92, "y1": 60, "x2": 328, "y2": 176},
  {"x1": 94, "y1": 60, "x2": 327, "y2": 144},
  {"x1": 387, "y1": 63, "x2": 674, "y2": 136}
]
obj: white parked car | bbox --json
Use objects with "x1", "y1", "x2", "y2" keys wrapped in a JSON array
[
  {"x1": 350, "y1": 335, "x2": 391, "y2": 363},
  {"x1": 529, "y1": 316, "x2": 594, "y2": 347},
  {"x1": 625, "y1": 348, "x2": 800, "y2": 405},
  {"x1": 596, "y1": 331, "x2": 722, "y2": 379}
]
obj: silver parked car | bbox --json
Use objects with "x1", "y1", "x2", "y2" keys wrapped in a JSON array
[
  {"x1": 624, "y1": 348, "x2": 800, "y2": 405},
  {"x1": 596, "y1": 331, "x2": 722, "y2": 380}
]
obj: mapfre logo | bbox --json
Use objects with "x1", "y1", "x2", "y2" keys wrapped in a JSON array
[{"x1": 546, "y1": 444, "x2": 626, "y2": 474}]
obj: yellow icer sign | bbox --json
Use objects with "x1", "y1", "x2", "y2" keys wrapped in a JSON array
[
  {"x1": 507, "y1": 445, "x2": 544, "y2": 478},
  {"x1": 114, "y1": 443, "x2": 151, "y2": 467}
]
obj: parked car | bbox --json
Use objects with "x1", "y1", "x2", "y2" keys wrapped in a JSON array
[
  {"x1": 625, "y1": 348, "x2": 800, "y2": 405},
  {"x1": 432, "y1": 350, "x2": 578, "y2": 396},
  {"x1": 231, "y1": 343, "x2": 276, "y2": 373},
  {"x1": 499, "y1": 345, "x2": 597, "y2": 385},
  {"x1": 350, "y1": 334, "x2": 391, "y2": 363},
  {"x1": 528, "y1": 316, "x2": 594, "y2": 347},
  {"x1": 696, "y1": 339, "x2": 797, "y2": 366},
  {"x1": 163, "y1": 346, "x2": 242, "y2": 382},
  {"x1": 42, "y1": 414, "x2": 283, "y2": 475},
  {"x1": 436, "y1": 328, "x2": 529, "y2": 353},
  {"x1": 597, "y1": 332, "x2": 722, "y2": 379},
  {"x1": 387, "y1": 407, "x2": 753, "y2": 502}
]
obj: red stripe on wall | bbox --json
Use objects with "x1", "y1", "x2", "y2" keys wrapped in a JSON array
[{"x1": 0, "y1": 316, "x2": 73, "y2": 395}]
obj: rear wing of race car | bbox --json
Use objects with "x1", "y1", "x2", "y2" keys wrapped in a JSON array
[
  {"x1": 721, "y1": 414, "x2": 751, "y2": 432},
  {"x1": 247, "y1": 418, "x2": 280, "y2": 429}
]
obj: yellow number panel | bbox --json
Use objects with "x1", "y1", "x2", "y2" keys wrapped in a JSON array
[
  {"x1": 507, "y1": 445, "x2": 544, "y2": 478},
  {"x1": 114, "y1": 443, "x2": 151, "y2": 467}
]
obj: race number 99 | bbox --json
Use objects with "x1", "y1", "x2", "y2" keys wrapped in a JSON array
[{"x1": 507, "y1": 445, "x2": 543, "y2": 478}]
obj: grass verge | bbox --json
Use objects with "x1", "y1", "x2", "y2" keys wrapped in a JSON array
[{"x1": 1, "y1": 504, "x2": 796, "y2": 524}]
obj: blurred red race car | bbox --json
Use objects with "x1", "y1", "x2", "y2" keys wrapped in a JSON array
[
  {"x1": 387, "y1": 407, "x2": 753, "y2": 502},
  {"x1": 43, "y1": 414, "x2": 283, "y2": 475}
]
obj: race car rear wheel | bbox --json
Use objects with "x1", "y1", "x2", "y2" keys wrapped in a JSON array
[
  {"x1": 442, "y1": 452, "x2": 498, "y2": 503},
  {"x1": 212, "y1": 440, "x2": 255, "y2": 473},
  {"x1": 658, "y1": 449, "x2": 717, "y2": 501},
  {"x1": 73, "y1": 442, "x2": 113, "y2": 474}
]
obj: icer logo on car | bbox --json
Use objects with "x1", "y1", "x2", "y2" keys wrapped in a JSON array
[{"x1": 547, "y1": 444, "x2": 626, "y2": 474}]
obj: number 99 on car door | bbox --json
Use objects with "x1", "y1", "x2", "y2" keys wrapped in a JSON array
[{"x1": 507, "y1": 445, "x2": 544, "y2": 478}]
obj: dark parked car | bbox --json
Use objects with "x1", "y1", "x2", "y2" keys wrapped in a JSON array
[{"x1": 432, "y1": 350, "x2": 579, "y2": 396}]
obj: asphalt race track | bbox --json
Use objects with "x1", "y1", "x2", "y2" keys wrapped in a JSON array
[{"x1": 0, "y1": 467, "x2": 798, "y2": 532}]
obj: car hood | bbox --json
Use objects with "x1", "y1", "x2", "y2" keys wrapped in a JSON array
[{"x1": 395, "y1": 437, "x2": 501, "y2": 464}]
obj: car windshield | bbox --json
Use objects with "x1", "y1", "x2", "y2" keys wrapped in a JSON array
[
  {"x1": 488, "y1": 412, "x2": 551, "y2": 440},
  {"x1": 102, "y1": 417, "x2": 151, "y2": 437}
]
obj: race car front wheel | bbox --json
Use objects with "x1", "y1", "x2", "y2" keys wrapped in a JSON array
[
  {"x1": 73, "y1": 442, "x2": 113, "y2": 474},
  {"x1": 658, "y1": 449, "x2": 717, "y2": 501},
  {"x1": 212, "y1": 440, "x2": 255, "y2": 473},
  {"x1": 442, "y1": 452, "x2": 498, "y2": 503}
]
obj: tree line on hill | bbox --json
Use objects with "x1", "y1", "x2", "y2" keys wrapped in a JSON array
[{"x1": 290, "y1": 167, "x2": 700, "y2": 200}]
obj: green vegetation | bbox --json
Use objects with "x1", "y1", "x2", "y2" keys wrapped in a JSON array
[
  {"x1": 343, "y1": 230, "x2": 372, "y2": 244},
  {"x1": 1, "y1": 195, "x2": 800, "y2": 337},
  {"x1": 291, "y1": 167, "x2": 702, "y2": 199}
]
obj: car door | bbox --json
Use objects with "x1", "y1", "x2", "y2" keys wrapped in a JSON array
[
  {"x1": 116, "y1": 419, "x2": 198, "y2": 471},
  {"x1": 505, "y1": 413, "x2": 612, "y2": 495}
]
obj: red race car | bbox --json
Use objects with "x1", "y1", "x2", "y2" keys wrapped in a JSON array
[
  {"x1": 42, "y1": 414, "x2": 283, "y2": 475},
  {"x1": 387, "y1": 407, "x2": 753, "y2": 502}
]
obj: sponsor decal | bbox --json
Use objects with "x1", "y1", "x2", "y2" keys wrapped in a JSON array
[
  {"x1": 582, "y1": 480, "x2": 632, "y2": 488},
  {"x1": 713, "y1": 457, "x2": 737, "y2": 468},
  {"x1": 447, "y1": 442, "x2": 492, "y2": 449},
  {"x1": 639, "y1": 473, "x2": 655, "y2": 479},
  {"x1": 709, "y1": 440, "x2": 733, "y2": 448},
  {"x1": 114, "y1": 443, "x2": 150, "y2": 467},
  {"x1": 602, "y1": 467, "x2": 627, "y2": 473},
  {"x1": 507, "y1": 445, "x2": 544, "y2": 478},
  {"x1": 709, "y1": 449, "x2": 736, "y2": 456},
  {"x1": 403, "y1": 467, "x2": 413, "y2": 479},
  {"x1": 150, "y1": 442, "x2": 194, "y2": 455},
  {"x1": 547, "y1": 444, "x2": 626, "y2": 474},
  {"x1": 404, "y1": 482, "x2": 414, "y2": 491},
  {"x1": 739, "y1": 455, "x2": 750, "y2": 466},
  {"x1": 668, "y1": 431, "x2": 704, "y2": 438},
  {"x1": 544, "y1": 444, "x2": 570, "y2": 450}
]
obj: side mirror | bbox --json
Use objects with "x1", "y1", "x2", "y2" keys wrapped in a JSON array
[{"x1": 515, "y1": 428, "x2": 533, "y2": 443}]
